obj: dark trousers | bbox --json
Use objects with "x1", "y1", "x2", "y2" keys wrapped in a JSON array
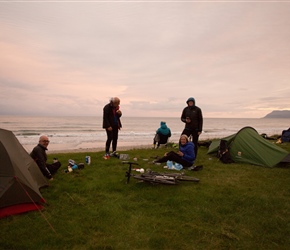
[
  {"x1": 156, "y1": 151, "x2": 192, "y2": 168},
  {"x1": 153, "y1": 134, "x2": 169, "y2": 147},
  {"x1": 105, "y1": 127, "x2": 119, "y2": 153},
  {"x1": 46, "y1": 162, "x2": 61, "y2": 175},
  {"x1": 181, "y1": 128, "x2": 199, "y2": 157}
]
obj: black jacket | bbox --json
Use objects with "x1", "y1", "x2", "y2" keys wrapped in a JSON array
[
  {"x1": 30, "y1": 144, "x2": 52, "y2": 179},
  {"x1": 181, "y1": 105, "x2": 203, "y2": 132},
  {"x1": 102, "y1": 103, "x2": 122, "y2": 129}
]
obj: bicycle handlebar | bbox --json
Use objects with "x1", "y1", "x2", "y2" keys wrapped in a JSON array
[{"x1": 122, "y1": 161, "x2": 139, "y2": 165}]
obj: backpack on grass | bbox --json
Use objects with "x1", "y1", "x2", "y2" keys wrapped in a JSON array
[
  {"x1": 217, "y1": 139, "x2": 233, "y2": 164},
  {"x1": 281, "y1": 128, "x2": 290, "y2": 142}
]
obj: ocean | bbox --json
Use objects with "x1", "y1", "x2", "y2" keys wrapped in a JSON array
[{"x1": 0, "y1": 116, "x2": 289, "y2": 153}]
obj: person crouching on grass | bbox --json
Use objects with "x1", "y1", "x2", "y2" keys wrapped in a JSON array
[{"x1": 153, "y1": 134, "x2": 195, "y2": 169}]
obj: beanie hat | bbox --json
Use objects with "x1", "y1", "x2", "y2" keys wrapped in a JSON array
[
  {"x1": 186, "y1": 97, "x2": 195, "y2": 104},
  {"x1": 180, "y1": 134, "x2": 189, "y2": 142}
]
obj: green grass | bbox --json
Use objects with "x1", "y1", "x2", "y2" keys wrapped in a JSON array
[{"x1": 1, "y1": 142, "x2": 290, "y2": 250}]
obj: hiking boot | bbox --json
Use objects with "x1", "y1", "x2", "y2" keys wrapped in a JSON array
[
  {"x1": 110, "y1": 151, "x2": 119, "y2": 158},
  {"x1": 188, "y1": 165, "x2": 203, "y2": 171},
  {"x1": 151, "y1": 160, "x2": 161, "y2": 164}
]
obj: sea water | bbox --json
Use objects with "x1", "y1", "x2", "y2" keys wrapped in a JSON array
[{"x1": 0, "y1": 116, "x2": 289, "y2": 152}]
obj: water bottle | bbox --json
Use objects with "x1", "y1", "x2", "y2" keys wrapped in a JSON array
[{"x1": 85, "y1": 156, "x2": 91, "y2": 165}]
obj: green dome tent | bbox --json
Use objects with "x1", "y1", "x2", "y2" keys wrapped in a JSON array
[
  {"x1": 207, "y1": 127, "x2": 290, "y2": 167},
  {"x1": 0, "y1": 128, "x2": 48, "y2": 218}
]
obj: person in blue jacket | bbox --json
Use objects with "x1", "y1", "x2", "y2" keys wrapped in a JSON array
[
  {"x1": 153, "y1": 121, "x2": 171, "y2": 149},
  {"x1": 153, "y1": 134, "x2": 195, "y2": 168}
]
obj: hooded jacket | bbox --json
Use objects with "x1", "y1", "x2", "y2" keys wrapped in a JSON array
[
  {"x1": 180, "y1": 141, "x2": 195, "y2": 164},
  {"x1": 181, "y1": 98, "x2": 203, "y2": 132},
  {"x1": 102, "y1": 103, "x2": 122, "y2": 129},
  {"x1": 156, "y1": 121, "x2": 171, "y2": 136}
]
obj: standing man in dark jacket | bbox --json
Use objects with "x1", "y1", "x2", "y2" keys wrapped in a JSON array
[
  {"x1": 102, "y1": 97, "x2": 122, "y2": 159},
  {"x1": 30, "y1": 135, "x2": 61, "y2": 180},
  {"x1": 181, "y1": 97, "x2": 203, "y2": 157}
]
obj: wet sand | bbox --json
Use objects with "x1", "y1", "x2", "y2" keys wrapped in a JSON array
[
  {"x1": 23, "y1": 142, "x2": 153, "y2": 154},
  {"x1": 47, "y1": 145, "x2": 152, "y2": 154}
]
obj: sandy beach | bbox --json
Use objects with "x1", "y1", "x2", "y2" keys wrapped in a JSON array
[
  {"x1": 23, "y1": 142, "x2": 154, "y2": 155},
  {"x1": 48, "y1": 145, "x2": 153, "y2": 154}
]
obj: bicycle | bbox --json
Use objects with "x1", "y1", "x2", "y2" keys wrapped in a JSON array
[{"x1": 123, "y1": 161, "x2": 199, "y2": 185}]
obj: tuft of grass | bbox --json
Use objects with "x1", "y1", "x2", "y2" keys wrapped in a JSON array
[{"x1": 1, "y1": 143, "x2": 290, "y2": 249}]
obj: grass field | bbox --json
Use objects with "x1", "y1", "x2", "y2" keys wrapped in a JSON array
[{"x1": 1, "y1": 142, "x2": 290, "y2": 250}]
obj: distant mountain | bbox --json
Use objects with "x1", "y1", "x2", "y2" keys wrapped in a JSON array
[{"x1": 263, "y1": 110, "x2": 290, "y2": 118}]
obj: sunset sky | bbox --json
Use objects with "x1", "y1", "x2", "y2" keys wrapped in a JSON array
[{"x1": 1, "y1": 1, "x2": 290, "y2": 118}]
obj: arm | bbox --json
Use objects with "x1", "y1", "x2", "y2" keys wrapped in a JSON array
[
  {"x1": 181, "y1": 108, "x2": 187, "y2": 123},
  {"x1": 197, "y1": 108, "x2": 203, "y2": 133},
  {"x1": 102, "y1": 105, "x2": 111, "y2": 129}
]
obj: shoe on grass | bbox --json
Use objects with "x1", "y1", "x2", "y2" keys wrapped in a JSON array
[
  {"x1": 188, "y1": 165, "x2": 203, "y2": 171},
  {"x1": 103, "y1": 154, "x2": 110, "y2": 160},
  {"x1": 110, "y1": 151, "x2": 119, "y2": 158}
]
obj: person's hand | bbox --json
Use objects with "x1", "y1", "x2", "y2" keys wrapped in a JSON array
[
  {"x1": 164, "y1": 152, "x2": 168, "y2": 156},
  {"x1": 198, "y1": 131, "x2": 202, "y2": 136},
  {"x1": 116, "y1": 110, "x2": 122, "y2": 116},
  {"x1": 185, "y1": 117, "x2": 191, "y2": 123},
  {"x1": 107, "y1": 127, "x2": 113, "y2": 131},
  {"x1": 178, "y1": 151, "x2": 184, "y2": 156},
  {"x1": 49, "y1": 177, "x2": 54, "y2": 181}
]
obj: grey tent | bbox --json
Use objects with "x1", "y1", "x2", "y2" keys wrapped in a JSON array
[
  {"x1": 207, "y1": 126, "x2": 290, "y2": 167},
  {"x1": 0, "y1": 128, "x2": 48, "y2": 218}
]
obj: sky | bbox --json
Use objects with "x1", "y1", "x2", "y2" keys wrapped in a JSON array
[{"x1": 0, "y1": 1, "x2": 290, "y2": 118}]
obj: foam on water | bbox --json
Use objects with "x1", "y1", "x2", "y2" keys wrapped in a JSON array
[{"x1": 0, "y1": 116, "x2": 289, "y2": 152}]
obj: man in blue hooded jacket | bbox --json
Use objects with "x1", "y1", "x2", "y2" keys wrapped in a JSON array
[{"x1": 181, "y1": 97, "x2": 203, "y2": 157}]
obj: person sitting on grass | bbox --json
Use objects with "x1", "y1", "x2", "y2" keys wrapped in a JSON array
[
  {"x1": 30, "y1": 135, "x2": 61, "y2": 180},
  {"x1": 153, "y1": 134, "x2": 195, "y2": 169},
  {"x1": 152, "y1": 121, "x2": 171, "y2": 149}
]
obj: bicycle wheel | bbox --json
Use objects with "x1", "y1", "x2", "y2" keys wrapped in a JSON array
[
  {"x1": 151, "y1": 177, "x2": 177, "y2": 185},
  {"x1": 133, "y1": 175, "x2": 177, "y2": 185},
  {"x1": 175, "y1": 175, "x2": 200, "y2": 182}
]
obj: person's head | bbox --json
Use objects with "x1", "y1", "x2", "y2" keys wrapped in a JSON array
[
  {"x1": 39, "y1": 135, "x2": 50, "y2": 148},
  {"x1": 186, "y1": 97, "x2": 195, "y2": 107},
  {"x1": 110, "y1": 97, "x2": 120, "y2": 108},
  {"x1": 180, "y1": 134, "x2": 189, "y2": 145},
  {"x1": 160, "y1": 121, "x2": 166, "y2": 126}
]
